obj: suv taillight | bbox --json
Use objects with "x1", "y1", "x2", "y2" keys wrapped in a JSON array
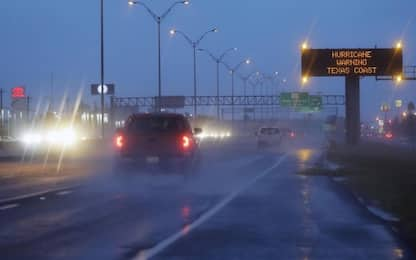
[
  {"x1": 182, "y1": 135, "x2": 192, "y2": 149},
  {"x1": 115, "y1": 135, "x2": 124, "y2": 148}
]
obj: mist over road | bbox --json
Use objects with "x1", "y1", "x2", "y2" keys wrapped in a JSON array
[{"x1": 0, "y1": 136, "x2": 411, "y2": 260}]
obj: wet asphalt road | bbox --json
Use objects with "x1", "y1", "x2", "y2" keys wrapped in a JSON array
[{"x1": 0, "y1": 138, "x2": 413, "y2": 260}]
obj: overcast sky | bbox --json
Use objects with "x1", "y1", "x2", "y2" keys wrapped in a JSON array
[{"x1": 0, "y1": 0, "x2": 415, "y2": 120}]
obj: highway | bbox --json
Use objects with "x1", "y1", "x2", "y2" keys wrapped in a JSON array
[{"x1": 0, "y1": 137, "x2": 412, "y2": 260}]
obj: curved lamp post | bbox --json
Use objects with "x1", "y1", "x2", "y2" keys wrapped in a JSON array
[
  {"x1": 262, "y1": 71, "x2": 283, "y2": 95},
  {"x1": 238, "y1": 71, "x2": 258, "y2": 97},
  {"x1": 198, "y1": 48, "x2": 237, "y2": 119},
  {"x1": 170, "y1": 28, "x2": 218, "y2": 117},
  {"x1": 222, "y1": 59, "x2": 251, "y2": 121},
  {"x1": 128, "y1": 0, "x2": 189, "y2": 111}
]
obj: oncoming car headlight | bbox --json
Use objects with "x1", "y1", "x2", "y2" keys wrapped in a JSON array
[
  {"x1": 46, "y1": 131, "x2": 59, "y2": 144},
  {"x1": 61, "y1": 128, "x2": 77, "y2": 145},
  {"x1": 196, "y1": 131, "x2": 232, "y2": 140},
  {"x1": 22, "y1": 133, "x2": 42, "y2": 145},
  {"x1": 47, "y1": 128, "x2": 77, "y2": 146},
  {"x1": 22, "y1": 128, "x2": 78, "y2": 147}
]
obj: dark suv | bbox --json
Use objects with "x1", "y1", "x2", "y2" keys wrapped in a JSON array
[{"x1": 114, "y1": 113, "x2": 201, "y2": 171}]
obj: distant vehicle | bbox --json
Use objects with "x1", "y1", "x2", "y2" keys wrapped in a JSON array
[
  {"x1": 280, "y1": 128, "x2": 297, "y2": 140},
  {"x1": 384, "y1": 131, "x2": 394, "y2": 140},
  {"x1": 114, "y1": 113, "x2": 202, "y2": 172},
  {"x1": 18, "y1": 112, "x2": 83, "y2": 152},
  {"x1": 256, "y1": 127, "x2": 282, "y2": 148}
]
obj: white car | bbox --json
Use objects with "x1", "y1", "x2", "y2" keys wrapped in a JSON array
[{"x1": 256, "y1": 127, "x2": 282, "y2": 147}]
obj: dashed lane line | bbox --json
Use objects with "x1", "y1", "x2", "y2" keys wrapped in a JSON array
[
  {"x1": 0, "y1": 185, "x2": 80, "y2": 205},
  {"x1": 133, "y1": 154, "x2": 288, "y2": 260},
  {"x1": 56, "y1": 190, "x2": 73, "y2": 196},
  {"x1": 0, "y1": 203, "x2": 19, "y2": 211}
]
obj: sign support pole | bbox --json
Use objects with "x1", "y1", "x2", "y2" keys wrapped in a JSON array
[
  {"x1": 345, "y1": 76, "x2": 360, "y2": 145},
  {"x1": 0, "y1": 88, "x2": 3, "y2": 136},
  {"x1": 0, "y1": 88, "x2": 3, "y2": 112}
]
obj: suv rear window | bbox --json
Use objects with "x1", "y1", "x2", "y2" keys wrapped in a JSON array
[
  {"x1": 260, "y1": 128, "x2": 280, "y2": 135},
  {"x1": 127, "y1": 116, "x2": 188, "y2": 133}
]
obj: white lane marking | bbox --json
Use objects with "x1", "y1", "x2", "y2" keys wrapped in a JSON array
[
  {"x1": 39, "y1": 197, "x2": 46, "y2": 200},
  {"x1": 0, "y1": 185, "x2": 79, "y2": 204},
  {"x1": 133, "y1": 154, "x2": 288, "y2": 260},
  {"x1": 0, "y1": 203, "x2": 19, "y2": 211},
  {"x1": 228, "y1": 154, "x2": 265, "y2": 170},
  {"x1": 56, "y1": 190, "x2": 72, "y2": 196},
  {"x1": 206, "y1": 154, "x2": 264, "y2": 172}
]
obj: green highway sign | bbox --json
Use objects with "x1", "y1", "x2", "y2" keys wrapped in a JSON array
[
  {"x1": 279, "y1": 92, "x2": 322, "y2": 112},
  {"x1": 309, "y1": 95, "x2": 322, "y2": 111},
  {"x1": 279, "y1": 92, "x2": 292, "y2": 106},
  {"x1": 291, "y1": 92, "x2": 309, "y2": 107}
]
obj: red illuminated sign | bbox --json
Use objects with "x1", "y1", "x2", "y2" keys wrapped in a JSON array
[{"x1": 12, "y1": 86, "x2": 26, "y2": 99}]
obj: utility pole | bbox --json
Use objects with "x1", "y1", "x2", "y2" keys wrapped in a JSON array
[
  {"x1": 26, "y1": 96, "x2": 30, "y2": 123},
  {"x1": 216, "y1": 61, "x2": 220, "y2": 120},
  {"x1": 193, "y1": 44, "x2": 197, "y2": 117},
  {"x1": 0, "y1": 88, "x2": 3, "y2": 136},
  {"x1": 50, "y1": 72, "x2": 54, "y2": 111},
  {"x1": 231, "y1": 70, "x2": 235, "y2": 121},
  {"x1": 157, "y1": 19, "x2": 162, "y2": 111},
  {"x1": 100, "y1": 0, "x2": 105, "y2": 138},
  {"x1": 0, "y1": 88, "x2": 3, "y2": 112}
]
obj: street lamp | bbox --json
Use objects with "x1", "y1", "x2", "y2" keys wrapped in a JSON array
[
  {"x1": 198, "y1": 48, "x2": 237, "y2": 119},
  {"x1": 238, "y1": 71, "x2": 258, "y2": 97},
  {"x1": 262, "y1": 71, "x2": 283, "y2": 95},
  {"x1": 249, "y1": 73, "x2": 263, "y2": 96},
  {"x1": 128, "y1": 0, "x2": 189, "y2": 111},
  {"x1": 301, "y1": 41, "x2": 309, "y2": 51},
  {"x1": 302, "y1": 75, "x2": 309, "y2": 86},
  {"x1": 222, "y1": 58, "x2": 251, "y2": 121},
  {"x1": 170, "y1": 28, "x2": 218, "y2": 117}
]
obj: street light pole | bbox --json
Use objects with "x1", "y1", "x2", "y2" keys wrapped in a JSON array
[
  {"x1": 170, "y1": 28, "x2": 218, "y2": 117},
  {"x1": 238, "y1": 71, "x2": 257, "y2": 97},
  {"x1": 198, "y1": 48, "x2": 237, "y2": 120},
  {"x1": 193, "y1": 44, "x2": 197, "y2": 116},
  {"x1": 261, "y1": 71, "x2": 281, "y2": 96},
  {"x1": 216, "y1": 61, "x2": 220, "y2": 119},
  {"x1": 222, "y1": 59, "x2": 251, "y2": 121},
  {"x1": 100, "y1": 0, "x2": 105, "y2": 138},
  {"x1": 0, "y1": 88, "x2": 3, "y2": 136},
  {"x1": 128, "y1": 1, "x2": 189, "y2": 111},
  {"x1": 231, "y1": 70, "x2": 235, "y2": 121},
  {"x1": 157, "y1": 19, "x2": 161, "y2": 108}
]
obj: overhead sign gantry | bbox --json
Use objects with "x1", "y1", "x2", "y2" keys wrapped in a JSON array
[{"x1": 301, "y1": 43, "x2": 403, "y2": 144}]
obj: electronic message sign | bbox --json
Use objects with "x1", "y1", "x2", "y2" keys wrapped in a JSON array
[{"x1": 302, "y1": 48, "x2": 403, "y2": 77}]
